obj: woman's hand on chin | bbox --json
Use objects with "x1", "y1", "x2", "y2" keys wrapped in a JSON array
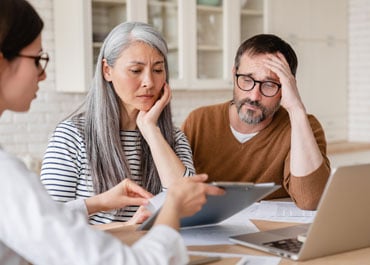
[{"x1": 136, "y1": 83, "x2": 171, "y2": 139}]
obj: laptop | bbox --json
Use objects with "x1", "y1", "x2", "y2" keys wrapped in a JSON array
[
  {"x1": 230, "y1": 164, "x2": 370, "y2": 261},
  {"x1": 137, "y1": 182, "x2": 280, "y2": 230}
]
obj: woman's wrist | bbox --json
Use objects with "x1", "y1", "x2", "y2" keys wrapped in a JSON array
[
  {"x1": 84, "y1": 195, "x2": 104, "y2": 215},
  {"x1": 141, "y1": 125, "x2": 162, "y2": 144},
  {"x1": 155, "y1": 199, "x2": 181, "y2": 230}
]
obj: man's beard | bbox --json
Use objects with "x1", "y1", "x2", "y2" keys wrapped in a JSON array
[{"x1": 234, "y1": 97, "x2": 280, "y2": 125}]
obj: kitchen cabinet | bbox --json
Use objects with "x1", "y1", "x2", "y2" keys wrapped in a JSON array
[
  {"x1": 266, "y1": 0, "x2": 348, "y2": 142},
  {"x1": 53, "y1": 0, "x2": 266, "y2": 92},
  {"x1": 53, "y1": 0, "x2": 346, "y2": 142}
]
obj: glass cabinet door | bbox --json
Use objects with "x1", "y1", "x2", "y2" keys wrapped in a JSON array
[
  {"x1": 148, "y1": 0, "x2": 179, "y2": 80},
  {"x1": 196, "y1": 1, "x2": 223, "y2": 79},
  {"x1": 92, "y1": 0, "x2": 127, "y2": 66}
]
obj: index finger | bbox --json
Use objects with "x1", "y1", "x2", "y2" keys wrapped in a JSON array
[
  {"x1": 148, "y1": 83, "x2": 171, "y2": 113},
  {"x1": 205, "y1": 184, "x2": 226, "y2": 196},
  {"x1": 187, "y1": 174, "x2": 208, "y2": 183},
  {"x1": 159, "y1": 82, "x2": 171, "y2": 106},
  {"x1": 127, "y1": 181, "x2": 153, "y2": 199}
]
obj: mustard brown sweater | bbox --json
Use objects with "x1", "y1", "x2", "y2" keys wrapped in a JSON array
[{"x1": 182, "y1": 101, "x2": 331, "y2": 210}]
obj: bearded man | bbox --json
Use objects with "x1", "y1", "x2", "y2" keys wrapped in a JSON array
[{"x1": 182, "y1": 34, "x2": 330, "y2": 210}]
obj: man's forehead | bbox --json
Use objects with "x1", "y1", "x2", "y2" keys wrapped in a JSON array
[{"x1": 238, "y1": 53, "x2": 279, "y2": 80}]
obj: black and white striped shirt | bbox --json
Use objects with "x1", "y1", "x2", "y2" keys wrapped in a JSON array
[{"x1": 40, "y1": 117, "x2": 195, "y2": 224}]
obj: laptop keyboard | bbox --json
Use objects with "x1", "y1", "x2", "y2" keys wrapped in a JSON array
[{"x1": 262, "y1": 238, "x2": 303, "y2": 254}]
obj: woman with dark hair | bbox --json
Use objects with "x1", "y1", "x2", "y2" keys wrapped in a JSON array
[
  {"x1": 0, "y1": 0, "x2": 48, "y2": 112},
  {"x1": 41, "y1": 21, "x2": 196, "y2": 225},
  {"x1": 0, "y1": 1, "x2": 224, "y2": 264}
]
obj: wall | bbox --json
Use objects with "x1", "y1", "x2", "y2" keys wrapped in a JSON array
[
  {"x1": 348, "y1": 0, "x2": 370, "y2": 141},
  {"x1": 0, "y1": 0, "x2": 230, "y2": 171}
]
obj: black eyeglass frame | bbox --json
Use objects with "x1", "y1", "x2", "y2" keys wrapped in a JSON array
[
  {"x1": 235, "y1": 73, "x2": 282, "y2": 97},
  {"x1": 16, "y1": 51, "x2": 49, "y2": 76}
]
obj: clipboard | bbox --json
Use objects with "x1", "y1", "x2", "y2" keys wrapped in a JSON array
[{"x1": 137, "y1": 182, "x2": 280, "y2": 231}]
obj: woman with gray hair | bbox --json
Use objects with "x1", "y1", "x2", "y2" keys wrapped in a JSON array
[{"x1": 41, "y1": 21, "x2": 195, "y2": 225}]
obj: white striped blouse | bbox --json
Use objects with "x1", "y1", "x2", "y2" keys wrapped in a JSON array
[{"x1": 40, "y1": 117, "x2": 195, "y2": 224}]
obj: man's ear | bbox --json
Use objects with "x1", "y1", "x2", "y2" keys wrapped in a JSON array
[
  {"x1": 102, "y1": 58, "x2": 112, "y2": 82},
  {"x1": 232, "y1": 66, "x2": 238, "y2": 82},
  {"x1": 232, "y1": 66, "x2": 236, "y2": 76}
]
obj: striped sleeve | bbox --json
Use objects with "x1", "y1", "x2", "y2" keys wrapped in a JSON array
[
  {"x1": 174, "y1": 128, "x2": 195, "y2": 176},
  {"x1": 40, "y1": 120, "x2": 91, "y2": 202}
]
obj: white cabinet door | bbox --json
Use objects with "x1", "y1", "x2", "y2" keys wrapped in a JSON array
[
  {"x1": 265, "y1": 0, "x2": 348, "y2": 142},
  {"x1": 54, "y1": 0, "x2": 93, "y2": 93}
]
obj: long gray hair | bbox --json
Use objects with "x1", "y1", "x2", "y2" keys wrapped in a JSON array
[{"x1": 76, "y1": 21, "x2": 175, "y2": 195}]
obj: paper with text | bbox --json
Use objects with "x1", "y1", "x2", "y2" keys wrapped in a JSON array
[{"x1": 243, "y1": 201, "x2": 316, "y2": 223}]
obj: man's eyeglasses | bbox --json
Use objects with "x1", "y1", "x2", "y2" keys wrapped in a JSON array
[
  {"x1": 235, "y1": 74, "x2": 281, "y2": 97},
  {"x1": 16, "y1": 51, "x2": 49, "y2": 76}
]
